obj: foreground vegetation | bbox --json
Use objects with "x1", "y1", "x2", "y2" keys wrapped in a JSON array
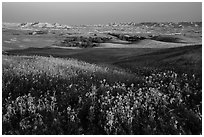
[{"x1": 2, "y1": 55, "x2": 202, "y2": 135}]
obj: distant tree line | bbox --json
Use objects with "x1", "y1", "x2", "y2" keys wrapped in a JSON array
[
  {"x1": 108, "y1": 33, "x2": 147, "y2": 42},
  {"x1": 58, "y1": 36, "x2": 112, "y2": 48}
]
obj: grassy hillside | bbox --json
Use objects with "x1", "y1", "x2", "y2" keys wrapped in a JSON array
[
  {"x1": 2, "y1": 55, "x2": 135, "y2": 83},
  {"x1": 2, "y1": 55, "x2": 202, "y2": 135},
  {"x1": 5, "y1": 44, "x2": 201, "y2": 76},
  {"x1": 4, "y1": 47, "x2": 159, "y2": 64},
  {"x1": 114, "y1": 44, "x2": 202, "y2": 76}
]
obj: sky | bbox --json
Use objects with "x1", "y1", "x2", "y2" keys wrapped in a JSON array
[{"x1": 2, "y1": 2, "x2": 202, "y2": 25}]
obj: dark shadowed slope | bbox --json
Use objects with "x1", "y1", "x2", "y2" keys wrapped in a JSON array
[
  {"x1": 4, "y1": 47, "x2": 159, "y2": 64},
  {"x1": 114, "y1": 44, "x2": 202, "y2": 75}
]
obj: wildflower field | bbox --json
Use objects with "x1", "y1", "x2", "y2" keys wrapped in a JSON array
[{"x1": 2, "y1": 55, "x2": 202, "y2": 135}]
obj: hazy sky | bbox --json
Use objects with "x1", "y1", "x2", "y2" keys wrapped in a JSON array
[{"x1": 2, "y1": 2, "x2": 202, "y2": 25}]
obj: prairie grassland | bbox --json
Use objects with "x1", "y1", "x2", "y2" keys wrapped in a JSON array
[
  {"x1": 2, "y1": 55, "x2": 202, "y2": 135},
  {"x1": 3, "y1": 55, "x2": 134, "y2": 80}
]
